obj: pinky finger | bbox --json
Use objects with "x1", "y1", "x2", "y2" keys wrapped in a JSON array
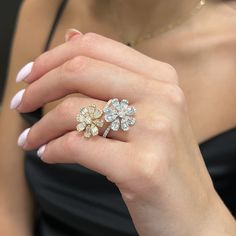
[{"x1": 37, "y1": 131, "x2": 130, "y2": 182}]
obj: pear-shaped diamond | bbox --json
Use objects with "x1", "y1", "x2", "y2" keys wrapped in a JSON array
[
  {"x1": 93, "y1": 108, "x2": 102, "y2": 119},
  {"x1": 105, "y1": 113, "x2": 118, "y2": 122},
  {"x1": 111, "y1": 118, "x2": 120, "y2": 131},
  {"x1": 126, "y1": 106, "x2": 136, "y2": 116}
]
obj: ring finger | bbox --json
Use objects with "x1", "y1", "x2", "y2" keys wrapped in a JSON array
[{"x1": 21, "y1": 96, "x2": 139, "y2": 150}]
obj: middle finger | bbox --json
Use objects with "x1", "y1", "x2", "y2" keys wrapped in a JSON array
[{"x1": 16, "y1": 56, "x2": 149, "y2": 113}]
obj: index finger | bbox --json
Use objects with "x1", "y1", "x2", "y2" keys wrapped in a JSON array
[{"x1": 22, "y1": 32, "x2": 177, "y2": 84}]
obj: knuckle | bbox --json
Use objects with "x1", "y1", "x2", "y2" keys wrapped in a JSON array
[
  {"x1": 80, "y1": 32, "x2": 99, "y2": 52},
  {"x1": 149, "y1": 116, "x2": 173, "y2": 135},
  {"x1": 162, "y1": 63, "x2": 179, "y2": 84},
  {"x1": 163, "y1": 84, "x2": 186, "y2": 107},
  {"x1": 131, "y1": 150, "x2": 168, "y2": 190},
  {"x1": 133, "y1": 154, "x2": 156, "y2": 181},
  {"x1": 62, "y1": 56, "x2": 90, "y2": 75},
  {"x1": 60, "y1": 56, "x2": 90, "y2": 89}
]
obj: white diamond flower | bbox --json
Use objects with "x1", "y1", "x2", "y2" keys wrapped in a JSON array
[{"x1": 103, "y1": 98, "x2": 136, "y2": 132}]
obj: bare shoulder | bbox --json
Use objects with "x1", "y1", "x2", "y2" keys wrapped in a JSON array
[
  {"x1": 2, "y1": 0, "x2": 62, "y2": 108},
  {"x1": 13, "y1": 0, "x2": 62, "y2": 67}
]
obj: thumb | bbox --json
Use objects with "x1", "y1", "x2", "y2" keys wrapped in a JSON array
[{"x1": 65, "y1": 28, "x2": 82, "y2": 42}]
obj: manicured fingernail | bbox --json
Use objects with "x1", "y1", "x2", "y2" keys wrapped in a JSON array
[
  {"x1": 17, "y1": 128, "x2": 30, "y2": 147},
  {"x1": 10, "y1": 89, "x2": 25, "y2": 109},
  {"x1": 16, "y1": 62, "x2": 34, "y2": 82},
  {"x1": 37, "y1": 145, "x2": 46, "y2": 158},
  {"x1": 65, "y1": 28, "x2": 82, "y2": 42}
]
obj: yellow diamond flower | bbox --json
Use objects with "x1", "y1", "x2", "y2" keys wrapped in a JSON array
[{"x1": 76, "y1": 105, "x2": 104, "y2": 138}]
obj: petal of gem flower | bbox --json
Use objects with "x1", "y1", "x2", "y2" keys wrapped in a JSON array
[
  {"x1": 84, "y1": 125, "x2": 92, "y2": 138},
  {"x1": 76, "y1": 114, "x2": 85, "y2": 123},
  {"x1": 111, "y1": 118, "x2": 120, "y2": 131},
  {"x1": 121, "y1": 116, "x2": 136, "y2": 131},
  {"x1": 126, "y1": 106, "x2": 136, "y2": 116},
  {"x1": 120, "y1": 99, "x2": 129, "y2": 110},
  {"x1": 88, "y1": 105, "x2": 96, "y2": 115},
  {"x1": 90, "y1": 124, "x2": 99, "y2": 136},
  {"x1": 93, "y1": 108, "x2": 103, "y2": 119},
  {"x1": 111, "y1": 98, "x2": 120, "y2": 109},
  {"x1": 104, "y1": 108, "x2": 118, "y2": 122},
  {"x1": 121, "y1": 121, "x2": 129, "y2": 131},
  {"x1": 76, "y1": 122, "x2": 86, "y2": 132}
]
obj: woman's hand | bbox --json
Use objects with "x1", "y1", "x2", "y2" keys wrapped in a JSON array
[{"x1": 11, "y1": 32, "x2": 236, "y2": 235}]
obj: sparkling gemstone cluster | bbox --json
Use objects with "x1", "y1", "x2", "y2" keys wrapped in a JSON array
[
  {"x1": 103, "y1": 98, "x2": 136, "y2": 132},
  {"x1": 76, "y1": 105, "x2": 104, "y2": 138}
]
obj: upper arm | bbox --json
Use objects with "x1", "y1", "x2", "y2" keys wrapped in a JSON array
[{"x1": 0, "y1": 0, "x2": 60, "y2": 234}]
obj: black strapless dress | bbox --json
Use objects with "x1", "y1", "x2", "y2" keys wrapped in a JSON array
[{"x1": 20, "y1": 1, "x2": 236, "y2": 235}]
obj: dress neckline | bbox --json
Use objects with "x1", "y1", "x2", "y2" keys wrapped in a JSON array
[{"x1": 198, "y1": 127, "x2": 236, "y2": 147}]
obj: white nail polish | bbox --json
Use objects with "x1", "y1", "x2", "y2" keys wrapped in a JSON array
[
  {"x1": 10, "y1": 89, "x2": 25, "y2": 109},
  {"x1": 16, "y1": 62, "x2": 34, "y2": 82},
  {"x1": 17, "y1": 128, "x2": 30, "y2": 147},
  {"x1": 37, "y1": 145, "x2": 46, "y2": 158}
]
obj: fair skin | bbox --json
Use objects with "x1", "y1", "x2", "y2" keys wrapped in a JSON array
[{"x1": 1, "y1": 0, "x2": 236, "y2": 235}]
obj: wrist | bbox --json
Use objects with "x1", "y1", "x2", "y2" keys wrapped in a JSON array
[{"x1": 198, "y1": 192, "x2": 236, "y2": 236}]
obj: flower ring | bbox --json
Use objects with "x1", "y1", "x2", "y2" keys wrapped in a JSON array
[
  {"x1": 103, "y1": 98, "x2": 136, "y2": 138},
  {"x1": 76, "y1": 105, "x2": 104, "y2": 138}
]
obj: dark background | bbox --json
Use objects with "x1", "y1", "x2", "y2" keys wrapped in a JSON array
[{"x1": 0, "y1": 0, "x2": 22, "y2": 102}]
